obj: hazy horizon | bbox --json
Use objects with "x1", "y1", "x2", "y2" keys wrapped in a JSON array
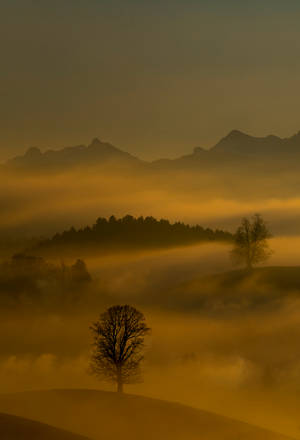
[
  {"x1": 4, "y1": 127, "x2": 300, "y2": 164},
  {"x1": 2, "y1": 0, "x2": 300, "y2": 161}
]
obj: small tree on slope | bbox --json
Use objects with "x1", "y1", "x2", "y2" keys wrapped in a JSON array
[{"x1": 231, "y1": 214, "x2": 272, "y2": 270}]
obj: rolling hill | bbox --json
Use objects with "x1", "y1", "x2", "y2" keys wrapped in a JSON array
[
  {"x1": 161, "y1": 266, "x2": 300, "y2": 313},
  {"x1": 0, "y1": 412, "x2": 90, "y2": 440},
  {"x1": 0, "y1": 389, "x2": 294, "y2": 440}
]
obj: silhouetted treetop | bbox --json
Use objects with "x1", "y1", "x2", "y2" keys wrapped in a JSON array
[{"x1": 0, "y1": 254, "x2": 92, "y2": 306}]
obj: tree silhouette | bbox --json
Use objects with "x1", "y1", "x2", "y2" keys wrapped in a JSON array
[
  {"x1": 71, "y1": 259, "x2": 91, "y2": 283},
  {"x1": 37, "y1": 215, "x2": 232, "y2": 252},
  {"x1": 231, "y1": 214, "x2": 272, "y2": 269},
  {"x1": 90, "y1": 305, "x2": 150, "y2": 393}
]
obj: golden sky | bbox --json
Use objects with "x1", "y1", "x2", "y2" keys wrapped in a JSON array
[{"x1": 1, "y1": 0, "x2": 300, "y2": 160}]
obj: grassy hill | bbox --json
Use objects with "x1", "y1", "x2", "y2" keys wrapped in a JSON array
[
  {"x1": 194, "y1": 266, "x2": 300, "y2": 292},
  {"x1": 0, "y1": 389, "x2": 294, "y2": 440},
  {"x1": 161, "y1": 266, "x2": 300, "y2": 313},
  {"x1": 0, "y1": 412, "x2": 90, "y2": 440}
]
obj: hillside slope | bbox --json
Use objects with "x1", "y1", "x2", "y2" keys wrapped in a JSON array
[
  {"x1": 168, "y1": 266, "x2": 300, "y2": 313},
  {"x1": 0, "y1": 389, "x2": 294, "y2": 440},
  {"x1": 0, "y1": 412, "x2": 90, "y2": 440}
]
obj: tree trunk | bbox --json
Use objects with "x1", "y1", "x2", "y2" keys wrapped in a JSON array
[
  {"x1": 246, "y1": 250, "x2": 252, "y2": 271},
  {"x1": 246, "y1": 260, "x2": 252, "y2": 271},
  {"x1": 116, "y1": 367, "x2": 124, "y2": 393},
  {"x1": 117, "y1": 379, "x2": 123, "y2": 393}
]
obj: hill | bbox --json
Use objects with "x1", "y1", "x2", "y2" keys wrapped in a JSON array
[
  {"x1": 164, "y1": 266, "x2": 300, "y2": 314},
  {"x1": 33, "y1": 215, "x2": 232, "y2": 254},
  {"x1": 0, "y1": 412, "x2": 89, "y2": 440},
  {"x1": 0, "y1": 389, "x2": 294, "y2": 440}
]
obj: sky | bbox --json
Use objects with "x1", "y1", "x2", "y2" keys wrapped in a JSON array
[{"x1": 1, "y1": 0, "x2": 300, "y2": 161}]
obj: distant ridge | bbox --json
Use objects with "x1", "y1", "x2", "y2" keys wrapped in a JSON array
[
  {"x1": 5, "y1": 129, "x2": 300, "y2": 172},
  {"x1": 6, "y1": 137, "x2": 142, "y2": 170},
  {"x1": 211, "y1": 129, "x2": 300, "y2": 156}
]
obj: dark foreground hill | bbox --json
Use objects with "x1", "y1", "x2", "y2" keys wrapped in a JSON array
[
  {"x1": 0, "y1": 412, "x2": 90, "y2": 440},
  {"x1": 0, "y1": 389, "x2": 294, "y2": 440}
]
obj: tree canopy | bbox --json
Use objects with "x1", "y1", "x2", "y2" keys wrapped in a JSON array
[
  {"x1": 231, "y1": 214, "x2": 272, "y2": 269},
  {"x1": 90, "y1": 305, "x2": 150, "y2": 393},
  {"x1": 37, "y1": 215, "x2": 232, "y2": 252}
]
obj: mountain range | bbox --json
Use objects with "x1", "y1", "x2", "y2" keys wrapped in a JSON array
[
  {"x1": 3, "y1": 129, "x2": 300, "y2": 239},
  {"x1": 5, "y1": 129, "x2": 300, "y2": 172},
  {"x1": 5, "y1": 138, "x2": 142, "y2": 171}
]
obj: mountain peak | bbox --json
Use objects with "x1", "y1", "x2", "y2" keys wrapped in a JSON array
[
  {"x1": 6, "y1": 138, "x2": 141, "y2": 170},
  {"x1": 212, "y1": 130, "x2": 285, "y2": 155},
  {"x1": 90, "y1": 137, "x2": 102, "y2": 146},
  {"x1": 289, "y1": 131, "x2": 300, "y2": 141},
  {"x1": 224, "y1": 129, "x2": 250, "y2": 140},
  {"x1": 24, "y1": 146, "x2": 42, "y2": 157},
  {"x1": 193, "y1": 146, "x2": 205, "y2": 154}
]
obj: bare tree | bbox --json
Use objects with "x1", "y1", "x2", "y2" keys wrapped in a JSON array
[
  {"x1": 90, "y1": 305, "x2": 150, "y2": 393},
  {"x1": 231, "y1": 214, "x2": 272, "y2": 270}
]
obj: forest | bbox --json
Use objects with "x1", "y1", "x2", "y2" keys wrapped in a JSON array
[{"x1": 34, "y1": 215, "x2": 232, "y2": 253}]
